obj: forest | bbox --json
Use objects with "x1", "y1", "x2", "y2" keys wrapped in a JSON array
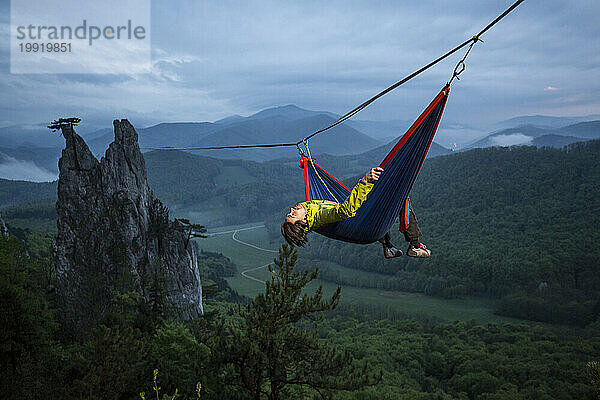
[
  {"x1": 1, "y1": 229, "x2": 599, "y2": 399},
  {"x1": 4, "y1": 141, "x2": 600, "y2": 327},
  {"x1": 1, "y1": 141, "x2": 599, "y2": 398},
  {"x1": 266, "y1": 141, "x2": 600, "y2": 327}
]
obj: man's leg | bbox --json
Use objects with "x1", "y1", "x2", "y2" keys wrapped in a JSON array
[
  {"x1": 403, "y1": 208, "x2": 422, "y2": 248},
  {"x1": 378, "y1": 232, "x2": 402, "y2": 258},
  {"x1": 400, "y1": 204, "x2": 430, "y2": 258}
]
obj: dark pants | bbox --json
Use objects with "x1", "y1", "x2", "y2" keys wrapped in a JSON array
[
  {"x1": 379, "y1": 206, "x2": 422, "y2": 248},
  {"x1": 402, "y1": 207, "x2": 422, "y2": 247}
]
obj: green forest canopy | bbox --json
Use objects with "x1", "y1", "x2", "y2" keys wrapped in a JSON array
[{"x1": 3, "y1": 141, "x2": 600, "y2": 326}]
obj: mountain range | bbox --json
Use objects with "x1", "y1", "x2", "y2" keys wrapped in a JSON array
[
  {"x1": 1, "y1": 105, "x2": 599, "y2": 182},
  {"x1": 494, "y1": 114, "x2": 600, "y2": 129},
  {"x1": 84, "y1": 104, "x2": 381, "y2": 161},
  {"x1": 466, "y1": 121, "x2": 600, "y2": 149}
]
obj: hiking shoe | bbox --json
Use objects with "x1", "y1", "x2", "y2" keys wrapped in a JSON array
[
  {"x1": 407, "y1": 243, "x2": 431, "y2": 258},
  {"x1": 383, "y1": 246, "x2": 402, "y2": 259}
]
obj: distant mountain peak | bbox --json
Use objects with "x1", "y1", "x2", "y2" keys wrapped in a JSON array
[
  {"x1": 248, "y1": 104, "x2": 338, "y2": 121},
  {"x1": 466, "y1": 119, "x2": 600, "y2": 150},
  {"x1": 214, "y1": 114, "x2": 245, "y2": 125},
  {"x1": 496, "y1": 114, "x2": 600, "y2": 130},
  {"x1": 250, "y1": 104, "x2": 302, "y2": 116},
  {"x1": 272, "y1": 104, "x2": 303, "y2": 111}
]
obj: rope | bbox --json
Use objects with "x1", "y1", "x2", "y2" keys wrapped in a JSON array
[
  {"x1": 297, "y1": 0, "x2": 524, "y2": 145},
  {"x1": 304, "y1": 140, "x2": 340, "y2": 203},
  {"x1": 141, "y1": 142, "x2": 297, "y2": 151},
  {"x1": 448, "y1": 38, "x2": 480, "y2": 85},
  {"x1": 142, "y1": 0, "x2": 524, "y2": 153}
]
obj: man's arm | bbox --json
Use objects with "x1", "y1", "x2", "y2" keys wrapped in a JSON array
[
  {"x1": 310, "y1": 167, "x2": 382, "y2": 229},
  {"x1": 308, "y1": 179, "x2": 373, "y2": 229},
  {"x1": 330, "y1": 179, "x2": 374, "y2": 220}
]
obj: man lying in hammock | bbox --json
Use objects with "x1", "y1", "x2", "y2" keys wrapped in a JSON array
[{"x1": 281, "y1": 167, "x2": 431, "y2": 258}]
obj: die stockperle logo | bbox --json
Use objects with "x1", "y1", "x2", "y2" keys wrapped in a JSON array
[{"x1": 15, "y1": 20, "x2": 146, "y2": 46}]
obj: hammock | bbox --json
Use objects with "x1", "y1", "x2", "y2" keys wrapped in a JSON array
[{"x1": 299, "y1": 85, "x2": 450, "y2": 244}]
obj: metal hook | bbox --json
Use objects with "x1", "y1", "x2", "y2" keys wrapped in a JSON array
[{"x1": 453, "y1": 60, "x2": 466, "y2": 79}]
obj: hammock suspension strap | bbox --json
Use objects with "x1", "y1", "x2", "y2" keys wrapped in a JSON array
[
  {"x1": 448, "y1": 36, "x2": 481, "y2": 85},
  {"x1": 303, "y1": 139, "x2": 340, "y2": 203}
]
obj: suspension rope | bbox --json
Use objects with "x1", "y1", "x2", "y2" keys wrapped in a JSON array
[
  {"x1": 304, "y1": 140, "x2": 340, "y2": 203},
  {"x1": 142, "y1": 0, "x2": 524, "y2": 153},
  {"x1": 448, "y1": 37, "x2": 480, "y2": 86},
  {"x1": 298, "y1": 0, "x2": 524, "y2": 145},
  {"x1": 142, "y1": 142, "x2": 297, "y2": 151}
]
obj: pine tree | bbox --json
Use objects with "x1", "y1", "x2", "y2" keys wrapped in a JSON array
[
  {"x1": 0, "y1": 235, "x2": 59, "y2": 399},
  {"x1": 222, "y1": 244, "x2": 381, "y2": 399}
]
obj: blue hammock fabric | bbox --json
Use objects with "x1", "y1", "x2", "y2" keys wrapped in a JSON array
[{"x1": 300, "y1": 85, "x2": 450, "y2": 244}]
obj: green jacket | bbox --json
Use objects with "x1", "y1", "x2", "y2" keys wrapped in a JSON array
[{"x1": 300, "y1": 179, "x2": 374, "y2": 231}]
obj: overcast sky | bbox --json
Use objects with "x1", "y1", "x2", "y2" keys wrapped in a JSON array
[{"x1": 1, "y1": 0, "x2": 599, "y2": 142}]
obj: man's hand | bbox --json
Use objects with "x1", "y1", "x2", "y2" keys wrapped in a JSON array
[{"x1": 363, "y1": 167, "x2": 383, "y2": 183}]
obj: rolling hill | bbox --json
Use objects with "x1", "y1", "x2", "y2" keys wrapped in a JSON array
[
  {"x1": 262, "y1": 140, "x2": 600, "y2": 323},
  {"x1": 83, "y1": 104, "x2": 378, "y2": 161},
  {"x1": 466, "y1": 121, "x2": 599, "y2": 149},
  {"x1": 0, "y1": 131, "x2": 450, "y2": 226},
  {"x1": 494, "y1": 115, "x2": 599, "y2": 129},
  {"x1": 3, "y1": 136, "x2": 599, "y2": 326},
  {"x1": 0, "y1": 103, "x2": 460, "y2": 175},
  {"x1": 0, "y1": 178, "x2": 56, "y2": 208},
  {"x1": 267, "y1": 137, "x2": 452, "y2": 180}
]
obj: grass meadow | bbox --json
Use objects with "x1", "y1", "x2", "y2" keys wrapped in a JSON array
[{"x1": 195, "y1": 223, "x2": 522, "y2": 324}]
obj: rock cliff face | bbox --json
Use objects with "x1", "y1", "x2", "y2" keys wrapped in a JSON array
[{"x1": 53, "y1": 119, "x2": 202, "y2": 333}]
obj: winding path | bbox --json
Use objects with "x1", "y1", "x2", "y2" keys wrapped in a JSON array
[
  {"x1": 232, "y1": 229, "x2": 278, "y2": 254},
  {"x1": 206, "y1": 225, "x2": 265, "y2": 237},
  {"x1": 207, "y1": 224, "x2": 277, "y2": 284},
  {"x1": 240, "y1": 263, "x2": 273, "y2": 283}
]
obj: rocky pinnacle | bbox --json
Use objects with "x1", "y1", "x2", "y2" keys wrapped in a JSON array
[{"x1": 53, "y1": 119, "x2": 202, "y2": 334}]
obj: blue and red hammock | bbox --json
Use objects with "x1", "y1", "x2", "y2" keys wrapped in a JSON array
[{"x1": 299, "y1": 85, "x2": 450, "y2": 244}]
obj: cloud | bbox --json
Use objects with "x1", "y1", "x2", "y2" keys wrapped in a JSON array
[
  {"x1": 147, "y1": 49, "x2": 203, "y2": 82},
  {"x1": 0, "y1": 154, "x2": 58, "y2": 182},
  {"x1": 0, "y1": 0, "x2": 599, "y2": 129},
  {"x1": 0, "y1": 65, "x2": 235, "y2": 128},
  {"x1": 436, "y1": 126, "x2": 487, "y2": 149},
  {"x1": 490, "y1": 133, "x2": 533, "y2": 147}
]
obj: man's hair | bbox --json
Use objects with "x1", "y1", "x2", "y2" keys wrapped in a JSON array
[{"x1": 281, "y1": 220, "x2": 309, "y2": 247}]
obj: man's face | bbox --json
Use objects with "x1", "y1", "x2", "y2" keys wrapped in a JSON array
[{"x1": 285, "y1": 203, "x2": 306, "y2": 224}]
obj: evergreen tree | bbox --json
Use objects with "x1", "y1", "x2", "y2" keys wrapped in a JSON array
[
  {"x1": 71, "y1": 324, "x2": 150, "y2": 400},
  {"x1": 589, "y1": 361, "x2": 600, "y2": 399},
  {"x1": 0, "y1": 235, "x2": 60, "y2": 399},
  {"x1": 221, "y1": 244, "x2": 381, "y2": 399}
]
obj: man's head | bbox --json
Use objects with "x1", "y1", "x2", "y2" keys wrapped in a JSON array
[
  {"x1": 281, "y1": 203, "x2": 308, "y2": 247},
  {"x1": 285, "y1": 203, "x2": 307, "y2": 224}
]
